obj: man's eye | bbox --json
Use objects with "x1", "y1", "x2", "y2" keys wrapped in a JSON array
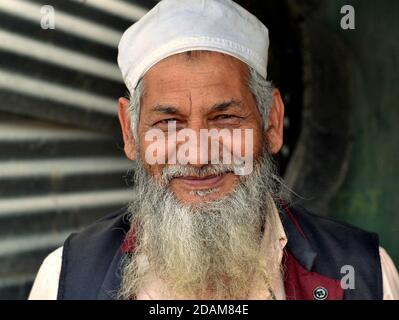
[
  {"x1": 213, "y1": 114, "x2": 238, "y2": 120},
  {"x1": 154, "y1": 119, "x2": 179, "y2": 125}
]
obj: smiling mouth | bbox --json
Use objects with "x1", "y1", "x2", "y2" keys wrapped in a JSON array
[{"x1": 173, "y1": 172, "x2": 232, "y2": 189}]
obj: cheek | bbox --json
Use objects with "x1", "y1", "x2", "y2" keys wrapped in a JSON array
[
  {"x1": 140, "y1": 156, "x2": 164, "y2": 181},
  {"x1": 231, "y1": 126, "x2": 263, "y2": 161},
  {"x1": 137, "y1": 137, "x2": 166, "y2": 180},
  {"x1": 252, "y1": 128, "x2": 264, "y2": 157}
]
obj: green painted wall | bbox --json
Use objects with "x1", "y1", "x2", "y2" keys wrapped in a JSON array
[{"x1": 314, "y1": 0, "x2": 399, "y2": 265}]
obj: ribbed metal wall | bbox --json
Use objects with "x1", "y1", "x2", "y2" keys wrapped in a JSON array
[{"x1": 0, "y1": 0, "x2": 158, "y2": 299}]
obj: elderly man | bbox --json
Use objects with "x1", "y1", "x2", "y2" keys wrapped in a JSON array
[{"x1": 29, "y1": 0, "x2": 399, "y2": 300}]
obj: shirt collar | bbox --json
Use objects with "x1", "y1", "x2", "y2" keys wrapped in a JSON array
[{"x1": 261, "y1": 199, "x2": 288, "y2": 266}]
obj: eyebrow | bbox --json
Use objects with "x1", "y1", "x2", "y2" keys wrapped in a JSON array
[
  {"x1": 211, "y1": 99, "x2": 242, "y2": 112},
  {"x1": 151, "y1": 105, "x2": 179, "y2": 114},
  {"x1": 150, "y1": 99, "x2": 242, "y2": 115}
]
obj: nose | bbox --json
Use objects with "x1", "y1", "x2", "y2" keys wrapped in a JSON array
[{"x1": 175, "y1": 118, "x2": 211, "y2": 167}]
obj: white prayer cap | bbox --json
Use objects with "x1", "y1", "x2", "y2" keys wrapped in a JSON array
[{"x1": 118, "y1": 0, "x2": 269, "y2": 93}]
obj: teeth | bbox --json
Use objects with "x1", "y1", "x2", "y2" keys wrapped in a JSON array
[{"x1": 169, "y1": 170, "x2": 233, "y2": 180}]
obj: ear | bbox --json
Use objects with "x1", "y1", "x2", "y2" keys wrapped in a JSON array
[
  {"x1": 265, "y1": 89, "x2": 285, "y2": 154},
  {"x1": 118, "y1": 97, "x2": 136, "y2": 160}
]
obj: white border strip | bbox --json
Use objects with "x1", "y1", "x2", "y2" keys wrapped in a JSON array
[
  {"x1": 0, "y1": 122, "x2": 110, "y2": 141},
  {"x1": 0, "y1": 29, "x2": 122, "y2": 82},
  {"x1": 0, "y1": 69, "x2": 118, "y2": 115},
  {"x1": 0, "y1": 0, "x2": 122, "y2": 47},
  {"x1": 0, "y1": 189, "x2": 131, "y2": 215},
  {"x1": 83, "y1": 0, "x2": 148, "y2": 21},
  {"x1": 0, "y1": 230, "x2": 73, "y2": 256},
  {"x1": 0, "y1": 157, "x2": 131, "y2": 178}
]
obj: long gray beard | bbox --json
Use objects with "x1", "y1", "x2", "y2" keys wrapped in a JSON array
[{"x1": 118, "y1": 150, "x2": 283, "y2": 300}]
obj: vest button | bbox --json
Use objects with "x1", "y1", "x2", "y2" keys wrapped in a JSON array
[{"x1": 313, "y1": 286, "x2": 328, "y2": 300}]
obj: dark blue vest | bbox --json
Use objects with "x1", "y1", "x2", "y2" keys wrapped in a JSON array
[{"x1": 57, "y1": 204, "x2": 383, "y2": 300}]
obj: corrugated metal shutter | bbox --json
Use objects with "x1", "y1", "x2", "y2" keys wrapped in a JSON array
[{"x1": 0, "y1": 0, "x2": 158, "y2": 299}]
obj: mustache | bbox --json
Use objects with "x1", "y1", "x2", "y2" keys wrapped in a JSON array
[{"x1": 161, "y1": 163, "x2": 240, "y2": 183}]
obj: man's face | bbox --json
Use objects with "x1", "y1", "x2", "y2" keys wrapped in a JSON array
[
  {"x1": 133, "y1": 52, "x2": 265, "y2": 204},
  {"x1": 117, "y1": 51, "x2": 285, "y2": 299}
]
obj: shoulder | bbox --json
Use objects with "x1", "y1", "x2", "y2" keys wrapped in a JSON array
[
  {"x1": 28, "y1": 246, "x2": 63, "y2": 300},
  {"x1": 65, "y1": 205, "x2": 130, "y2": 247},
  {"x1": 289, "y1": 204, "x2": 381, "y2": 265},
  {"x1": 290, "y1": 204, "x2": 379, "y2": 245},
  {"x1": 58, "y1": 206, "x2": 130, "y2": 299},
  {"x1": 380, "y1": 247, "x2": 399, "y2": 299},
  {"x1": 286, "y1": 204, "x2": 383, "y2": 299},
  {"x1": 62, "y1": 205, "x2": 130, "y2": 269}
]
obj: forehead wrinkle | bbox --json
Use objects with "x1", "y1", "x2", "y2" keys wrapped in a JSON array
[{"x1": 188, "y1": 91, "x2": 193, "y2": 116}]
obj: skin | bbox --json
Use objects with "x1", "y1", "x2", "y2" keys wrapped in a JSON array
[{"x1": 118, "y1": 52, "x2": 285, "y2": 204}]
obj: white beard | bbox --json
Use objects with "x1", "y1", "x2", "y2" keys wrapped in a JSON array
[{"x1": 119, "y1": 150, "x2": 283, "y2": 300}]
